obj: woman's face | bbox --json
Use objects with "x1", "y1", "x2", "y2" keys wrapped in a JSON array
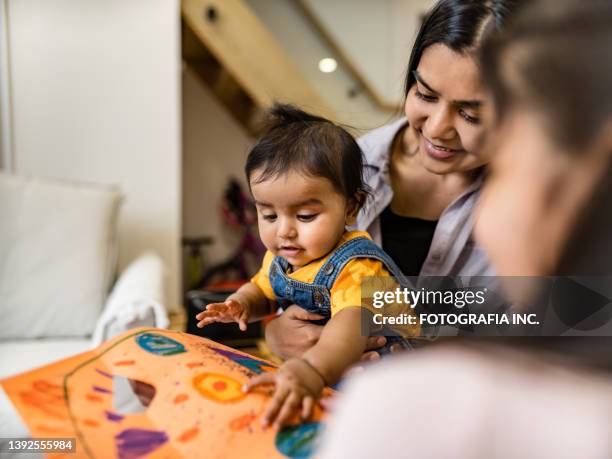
[
  {"x1": 405, "y1": 44, "x2": 488, "y2": 175},
  {"x1": 475, "y1": 106, "x2": 608, "y2": 277}
]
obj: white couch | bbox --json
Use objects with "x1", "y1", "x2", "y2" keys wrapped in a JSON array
[{"x1": 0, "y1": 172, "x2": 170, "y2": 438}]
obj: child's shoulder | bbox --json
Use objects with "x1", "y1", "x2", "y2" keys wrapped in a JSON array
[
  {"x1": 329, "y1": 254, "x2": 393, "y2": 316},
  {"x1": 336, "y1": 257, "x2": 391, "y2": 281},
  {"x1": 336, "y1": 230, "x2": 373, "y2": 246},
  {"x1": 336, "y1": 231, "x2": 389, "y2": 283}
]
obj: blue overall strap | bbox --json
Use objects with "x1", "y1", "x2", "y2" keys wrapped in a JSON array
[
  {"x1": 269, "y1": 255, "x2": 332, "y2": 322},
  {"x1": 312, "y1": 236, "x2": 417, "y2": 349},
  {"x1": 313, "y1": 236, "x2": 406, "y2": 290},
  {"x1": 272, "y1": 255, "x2": 291, "y2": 273}
]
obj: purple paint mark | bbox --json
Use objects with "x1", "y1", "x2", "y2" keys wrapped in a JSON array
[
  {"x1": 209, "y1": 346, "x2": 250, "y2": 361},
  {"x1": 92, "y1": 385, "x2": 112, "y2": 394},
  {"x1": 209, "y1": 346, "x2": 272, "y2": 374},
  {"x1": 95, "y1": 368, "x2": 114, "y2": 379},
  {"x1": 105, "y1": 410, "x2": 124, "y2": 422},
  {"x1": 115, "y1": 428, "x2": 168, "y2": 459}
]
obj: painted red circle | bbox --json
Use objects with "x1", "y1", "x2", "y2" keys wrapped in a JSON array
[{"x1": 212, "y1": 380, "x2": 227, "y2": 391}]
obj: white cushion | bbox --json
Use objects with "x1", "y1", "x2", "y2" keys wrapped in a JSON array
[
  {"x1": 0, "y1": 173, "x2": 122, "y2": 338},
  {"x1": 92, "y1": 251, "x2": 169, "y2": 345}
]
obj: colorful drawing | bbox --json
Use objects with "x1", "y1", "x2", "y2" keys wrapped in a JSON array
[
  {"x1": 193, "y1": 372, "x2": 246, "y2": 403},
  {"x1": 275, "y1": 423, "x2": 323, "y2": 459},
  {"x1": 105, "y1": 411, "x2": 125, "y2": 422},
  {"x1": 0, "y1": 328, "x2": 331, "y2": 459},
  {"x1": 209, "y1": 346, "x2": 276, "y2": 374},
  {"x1": 136, "y1": 333, "x2": 186, "y2": 356},
  {"x1": 115, "y1": 428, "x2": 169, "y2": 459}
]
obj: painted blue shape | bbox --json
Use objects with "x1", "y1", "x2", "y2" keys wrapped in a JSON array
[
  {"x1": 136, "y1": 333, "x2": 186, "y2": 356},
  {"x1": 209, "y1": 346, "x2": 274, "y2": 374},
  {"x1": 275, "y1": 422, "x2": 322, "y2": 459}
]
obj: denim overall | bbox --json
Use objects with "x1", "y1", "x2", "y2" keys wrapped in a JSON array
[{"x1": 269, "y1": 236, "x2": 413, "y2": 355}]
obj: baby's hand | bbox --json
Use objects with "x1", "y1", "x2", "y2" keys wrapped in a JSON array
[
  {"x1": 195, "y1": 299, "x2": 249, "y2": 331},
  {"x1": 243, "y1": 358, "x2": 325, "y2": 428}
]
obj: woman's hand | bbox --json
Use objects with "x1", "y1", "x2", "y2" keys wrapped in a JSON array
[
  {"x1": 360, "y1": 336, "x2": 405, "y2": 362},
  {"x1": 332, "y1": 337, "x2": 407, "y2": 380},
  {"x1": 244, "y1": 358, "x2": 325, "y2": 428},
  {"x1": 265, "y1": 306, "x2": 405, "y2": 361},
  {"x1": 265, "y1": 305, "x2": 325, "y2": 359},
  {"x1": 195, "y1": 298, "x2": 249, "y2": 331}
]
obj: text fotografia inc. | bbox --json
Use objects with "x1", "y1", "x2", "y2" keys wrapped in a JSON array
[{"x1": 371, "y1": 312, "x2": 540, "y2": 327}]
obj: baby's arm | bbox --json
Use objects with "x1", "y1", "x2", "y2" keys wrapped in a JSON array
[
  {"x1": 301, "y1": 307, "x2": 368, "y2": 385},
  {"x1": 195, "y1": 282, "x2": 273, "y2": 330},
  {"x1": 245, "y1": 307, "x2": 368, "y2": 427}
]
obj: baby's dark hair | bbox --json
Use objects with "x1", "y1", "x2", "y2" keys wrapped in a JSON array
[{"x1": 245, "y1": 104, "x2": 368, "y2": 208}]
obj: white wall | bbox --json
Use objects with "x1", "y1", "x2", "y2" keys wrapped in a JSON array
[
  {"x1": 303, "y1": 0, "x2": 435, "y2": 106},
  {"x1": 247, "y1": 0, "x2": 435, "y2": 126},
  {"x1": 5, "y1": 0, "x2": 182, "y2": 309},
  {"x1": 247, "y1": 0, "x2": 392, "y2": 131},
  {"x1": 182, "y1": 65, "x2": 254, "y2": 280}
]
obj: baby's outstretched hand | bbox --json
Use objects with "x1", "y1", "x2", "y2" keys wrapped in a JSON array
[
  {"x1": 243, "y1": 358, "x2": 325, "y2": 428},
  {"x1": 195, "y1": 299, "x2": 249, "y2": 331}
]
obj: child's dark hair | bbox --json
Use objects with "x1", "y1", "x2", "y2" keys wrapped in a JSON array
[{"x1": 245, "y1": 104, "x2": 368, "y2": 207}]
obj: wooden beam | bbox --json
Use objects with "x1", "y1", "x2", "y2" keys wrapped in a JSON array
[
  {"x1": 294, "y1": 0, "x2": 401, "y2": 113},
  {"x1": 181, "y1": 0, "x2": 334, "y2": 121}
]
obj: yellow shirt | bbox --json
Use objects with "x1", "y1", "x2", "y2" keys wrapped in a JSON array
[{"x1": 251, "y1": 231, "x2": 390, "y2": 316}]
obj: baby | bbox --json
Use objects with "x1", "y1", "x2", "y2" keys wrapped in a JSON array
[{"x1": 196, "y1": 105, "x2": 411, "y2": 428}]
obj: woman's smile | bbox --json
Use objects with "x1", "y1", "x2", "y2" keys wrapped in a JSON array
[{"x1": 421, "y1": 134, "x2": 465, "y2": 160}]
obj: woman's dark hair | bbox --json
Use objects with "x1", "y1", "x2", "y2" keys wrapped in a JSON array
[
  {"x1": 480, "y1": 0, "x2": 612, "y2": 152},
  {"x1": 480, "y1": 0, "x2": 612, "y2": 275},
  {"x1": 404, "y1": 0, "x2": 521, "y2": 97},
  {"x1": 245, "y1": 104, "x2": 368, "y2": 207}
]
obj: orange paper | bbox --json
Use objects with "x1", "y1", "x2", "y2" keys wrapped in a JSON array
[{"x1": 1, "y1": 328, "x2": 328, "y2": 458}]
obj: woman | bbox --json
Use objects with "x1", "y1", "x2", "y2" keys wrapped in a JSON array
[
  {"x1": 476, "y1": 0, "x2": 612, "y2": 280},
  {"x1": 266, "y1": 0, "x2": 522, "y2": 359},
  {"x1": 318, "y1": 1, "x2": 612, "y2": 457}
]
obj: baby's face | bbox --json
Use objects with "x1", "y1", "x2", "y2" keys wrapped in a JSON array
[{"x1": 250, "y1": 170, "x2": 351, "y2": 267}]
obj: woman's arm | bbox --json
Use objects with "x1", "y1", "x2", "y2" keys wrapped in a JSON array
[
  {"x1": 264, "y1": 305, "x2": 325, "y2": 359},
  {"x1": 265, "y1": 305, "x2": 395, "y2": 360}
]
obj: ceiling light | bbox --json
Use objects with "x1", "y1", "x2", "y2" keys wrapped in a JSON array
[{"x1": 318, "y1": 58, "x2": 337, "y2": 73}]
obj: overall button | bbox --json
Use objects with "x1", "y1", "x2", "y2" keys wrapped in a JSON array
[
  {"x1": 285, "y1": 286, "x2": 292, "y2": 297},
  {"x1": 325, "y1": 264, "x2": 335, "y2": 275},
  {"x1": 313, "y1": 291, "x2": 324, "y2": 306}
]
